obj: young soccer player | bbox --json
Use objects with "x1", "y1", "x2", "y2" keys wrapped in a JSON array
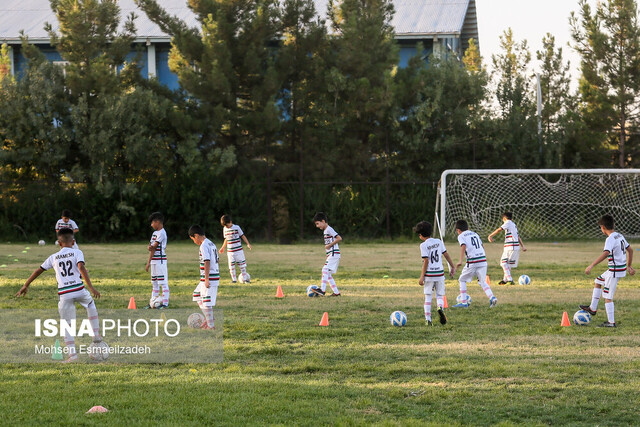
[
  {"x1": 189, "y1": 225, "x2": 219, "y2": 330},
  {"x1": 144, "y1": 212, "x2": 169, "y2": 309},
  {"x1": 55, "y1": 209, "x2": 79, "y2": 249},
  {"x1": 488, "y1": 212, "x2": 527, "y2": 285},
  {"x1": 580, "y1": 214, "x2": 635, "y2": 327},
  {"x1": 453, "y1": 219, "x2": 498, "y2": 308},
  {"x1": 218, "y1": 215, "x2": 252, "y2": 283},
  {"x1": 16, "y1": 228, "x2": 102, "y2": 362},
  {"x1": 311, "y1": 212, "x2": 341, "y2": 297},
  {"x1": 415, "y1": 221, "x2": 455, "y2": 326}
]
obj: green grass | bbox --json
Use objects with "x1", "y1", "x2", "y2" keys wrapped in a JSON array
[{"x1": 1, "y1": 241, "x2": 640, "y2": 425}]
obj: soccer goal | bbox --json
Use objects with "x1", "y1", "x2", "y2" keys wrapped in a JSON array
[{"x1": 435, "y1": 169, "x2": 640, "y2": 239}]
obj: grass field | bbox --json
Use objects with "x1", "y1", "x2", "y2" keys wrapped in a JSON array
[{"x1": 1, "y1": 240, "x2": 640, "y2": 425}]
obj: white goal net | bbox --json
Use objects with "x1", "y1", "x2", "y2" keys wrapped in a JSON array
[{"x1": 436, "y1": 169, "x2": 640, "y2": 239}]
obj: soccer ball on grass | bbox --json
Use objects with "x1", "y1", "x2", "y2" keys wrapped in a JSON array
[
  {"x1": 390, "y1": 311, "x2": 407, "y2": 327},
  {"x1": 88, "y1": 341, "x2": 110, "y2": 361},
  {"x1": 187, "y1": 313, "x2": 206, "y2": 329}
]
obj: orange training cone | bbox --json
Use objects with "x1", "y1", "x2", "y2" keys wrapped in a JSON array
[
  {"x1": 276, "y1": 285, "x2": 284, "y2": 298},
  {"x1": 486, "y1": 275, "x2": 491, "y2": 285},
  {"x1": 128, "y1": 297, "x2": 137, "y2": 309},
  {"x1": 319, "y1": 312, "x2": 329, "y2": 326},
  {"x1": 561, "y1": 311, "x2": 571, "y2": 327},
  {"x1": 443, "y1": 295, "x2": 449, "y2": 308}
]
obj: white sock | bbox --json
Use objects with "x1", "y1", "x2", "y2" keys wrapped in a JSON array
[
  {"x1": 161, "y1": 284, "x2": 170, "y2": 305},
  {"x1": 501, "y1": 262, "x2": 512, "y2": 281},
  {"x1": 152, "y1": 283, "x2": 160, "y2": 299},
  {"x1": 590, "y1": 288, "x2": 602, "y2": 312},
  {"x1": 459, "y1": 282, "x2": 469, "y2": 303},
  {"x1": 605, "y1": 301, "x2": 615, "y2": 324},
  {"x1": 479, "y1": 277, "x2": 494, "y2": 299},
  {"x1": 201, "y1": 306, "x2": 214, "y2": 327},
  {"x1": 436, "y1": 295, "x2": 444, "y2": 309},
  {"x1": 320, "y1": 268, "x2": 329, "y2": 292},
  {"x1": 229, "y1": 264, "x2": 237, "y2": 281},
  {"x1": 86, "y1": 301, "x2": 102, "y2": 341},
  {"x1": 328, "y1": 275, "x2": 339, "y2": 294},
  {"x1": 424, "y1": 294, "x2": 432, "y2": 320}
]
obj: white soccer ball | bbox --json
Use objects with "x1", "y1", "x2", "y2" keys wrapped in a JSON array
[
  {"x1": 573, "y1": 310, "x2": 591, "y2": 326},
  {"x1": 456, "y1": 294, "x2": 471, "y2": 305},
  {"x1": 38, "y1": 240, "x2": 45, "y2": 246},
  {"x1": 187, "y1": 313, "x2": 205, "y2": 329},
  {"x1": 307, "y1": 285, "x2": 320, "y2": 297},
  {"x1": 390, "y1": 311, "x2": 407, "y2": 327},
  {"x1": 238, "y1": 273, "x2": 251, "y2": 284},
  {"x1": 54, "y1": 240, "x2": 60, "y2": 246},
  {"x1": 518, "y1": 275, "x2": 531, "y2": 285},
  {"x1": 88, "y1": 341, "x2": 110, "y2": 361},
  {"x1": 150, "y1": 296, "x2": 163, "y2": 309}
]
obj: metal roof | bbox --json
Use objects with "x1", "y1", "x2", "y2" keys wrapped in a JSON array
[{"x1": 0, "y1": 0, "x2": 476, "y2": 43}]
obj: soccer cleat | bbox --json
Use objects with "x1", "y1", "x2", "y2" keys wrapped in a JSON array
[
  {"x1": 598, "y1": 321, "x2": 616, "y2": 328},
  {"x1": 231, "y1": 280, "x2": 237, "y2": 284},
  {"x1": 437, "y1": 307, "x2": 447, "y2": 325},
  {"x1": 311, "y1": 288, "x2": 326, "y2": 296},
  {"x1": 452, "y1": 302, "x2": 469, "y2": 308},
  {"x1": 426, "y1": 320, "x2": 433, "y2": 326},
  {"x1": 142, "y1": 304, "x2": 153, "y2": 309},
  {"x1": 157, "y1": 304, "x2": 168, "y2": 310},
  {"x1": 506, "y1": 281, "x2": 515, "y2": 286},
  {"x1": 498, "y1": 280, "x2": 507, "y2": 285},
  {"x1": 62, "y1": 355, "x2": 79, "y2": 363},
  {"x1": 579, "y1": 305, "x2": 597, "y2": 316},
  {"x1": 328, "y1": 292, "x2": 341, "y2": 297},
  {"x1": 489, "y1": 296, "x2": 498, "y2": 308}
]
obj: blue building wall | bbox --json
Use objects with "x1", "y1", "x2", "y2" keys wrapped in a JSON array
[{"x1": 12, "y1": 39, "x2": 434, "y2": 90}]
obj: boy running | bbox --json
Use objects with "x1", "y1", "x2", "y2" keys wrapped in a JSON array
[
  {"x1": 144, "y1": 212, "x2": 169, "y2": 309},
  {"x1": 488, "y1": 212, "x2": 527, "y2": 285},
  {"x1": 415, "y1": 221, "x2": 455, "y2": 326},
  {"x1": 453, "y1": 219, "x2": 497, "y2": 308},
  {"x1": 16, "y1": 228, "x2": 102, "y2": 362},
  {"x1": 55, "y1": 209, "x2": 79, "y2": 249},
  {"x1": 311, "y1": 212, "x2": 341, "y2": 297},
  {"x1": 580, "y1": 214, "x2": 634, "y2": 327},
  {"x1": 189, "y1": 225, "x2": 219, "y2": 330},
  {"x1": 219, "y1": 215, "x2": 252, "y2": 283}
]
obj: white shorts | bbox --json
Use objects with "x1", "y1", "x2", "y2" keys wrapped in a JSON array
[
  {"x1": 193, "y1": 282, "x2": 218, "y2": 307},
  {"x1": 459, "y1": 264, "x2": 488, "y2": 286},
  {"x1": 500, "y1": 248, "x2": 520, "y2": 268},
  {"x1": 150, "y1": 263, "x2": 168, "y2": 287},
  {"x1": 58, "y1": 289, "x2": 95, "y2": 320},
  {"x1": 595, "y1": 270, "x2": 622, "y2": 300},
  {"x1": 323, "y1": 256, "x2": 340, "y2": 274},
  {"x1": 227, "y1": 250, "x2": 246, "y2": 268},
  {"x1": 424, "y1": 279, "x2": 445, "y2": 296}
]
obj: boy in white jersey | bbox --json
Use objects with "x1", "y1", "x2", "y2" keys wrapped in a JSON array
[
  {"x1": 580, "y1": 214, "x2": 634, "y2": 327},
  {"x1": 219, "y1": 215, "x2": 252, "y2": 283},
  {"x1": 453, "y1": 219, "x2": 497, "y2": 308},
  {"x1": 488, "y1": 212, "x2": 527, "y2": 285},
  {"x1": 16, "y1": 228, "x2": 102, "y2": 362},
  {"x1": 54, "y1": 209, "x2": 79, "y2": 249},
  {"x1": 189, "y1": 225, "x2": 219, "y2": 330},
  {"x1": 311, "y1": 212, "x2": 341, "y2": 297},
  {"x1": 144, "y1": 212, "x2": 169, "y2": 309},
  {"x1": 415, "y1": 221, "x2": 455, "y2": 326}
]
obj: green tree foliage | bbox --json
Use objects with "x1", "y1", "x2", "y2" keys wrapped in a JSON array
[
  {"x1": 0, "y1": 44, "x2": 13, "y2": 84},
  {"x1": 570, "y1": 0, "x2": 640, "y2": 167},
  {"x1": 324, "y1": 0, "x2": 398, "y2": 180},
  {"x1": 491, "y1": 28, "x2": 538, "y2": 167},
  {"x1": 462, "y1": 38, "x2": 483, "y2": 72},
  {"x1": 394, "y1": 52, "x2": 490, "y2": 178}
]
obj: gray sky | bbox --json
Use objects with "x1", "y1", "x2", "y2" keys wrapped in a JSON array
[{"x1": 476, "y1": 0, "x2": 596, "y2": 85}]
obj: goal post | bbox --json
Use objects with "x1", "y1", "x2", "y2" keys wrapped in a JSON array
[{"x1": 436, "y1": 169, "x2": 640, "y2": 240}]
